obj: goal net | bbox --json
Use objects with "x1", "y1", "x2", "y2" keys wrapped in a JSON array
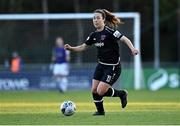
[{"x1": 0, "y1": 13, "x2": 143, "y2": 90}]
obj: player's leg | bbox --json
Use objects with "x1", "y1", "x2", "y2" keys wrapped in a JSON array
[
  {"x1": 98, "y1": 82, "x2": 128, "y2": 108},
  {"x1": 60, "y1": 76, "x2": 68, "y2": 92},
  {"x1": 54, "y1": 75, "x2": 63, "y2": 92},
  {"x1": 53, "y1": 63, "x2": 69, "y2": 93},
  {"x1": 91, "y1": 64, "x2": 105, "y2": 116},
  {"x1": 91, "y1": 79, "x2": 105, "y2": 115},
  {"x1": 53, "y1": 64, "x2": 63, "y2": 92},
  {"x1": 98, "y1": 64, "x2": 128, "y2": 108},
  {"x1": 59, "y1": 63, "x2": 69, "y2": 92}
]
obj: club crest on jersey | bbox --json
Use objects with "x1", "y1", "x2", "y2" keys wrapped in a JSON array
[
  {"x1": 94, "y1": 42, "x2": 104, "y2": 47},
  {"x1": 101, "y1": 35, "x2": 106, "y2": 40},
  {"x1": 113, "y1": 30, "x2": 121, "y2": 38}
]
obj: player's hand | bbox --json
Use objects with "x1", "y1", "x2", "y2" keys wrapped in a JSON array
[
  {"x1": 64, "y1": 44, "x2": 72, "y2": 50},
  {"x1": 131, "y1": 48, "x2": 139, "y2": 56}
]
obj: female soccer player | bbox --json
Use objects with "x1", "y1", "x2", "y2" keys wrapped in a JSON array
[
  {"x1": 64, "y1": 9, "x2": 139, "y2": 115},
  {"x1": 52, "y1": 37, "x2": 70, "y2": 92}
]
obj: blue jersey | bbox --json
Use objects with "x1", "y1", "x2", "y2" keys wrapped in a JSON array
[{"x1": 53, "y1": 47, "x2": 67, "y2": 64}]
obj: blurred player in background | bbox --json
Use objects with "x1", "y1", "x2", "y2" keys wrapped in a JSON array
[
  {"x1": 52, "y1": 37, "x2": 70, "y2": 93},
  {"x1": 65, "y1": 9, "x2": 139, "y2": 115},
  {"x1": 10, "y1": 51, "x2": 22, "y2": 73}
]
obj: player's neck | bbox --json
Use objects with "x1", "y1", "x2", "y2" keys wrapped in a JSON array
[{"x1": 96, "y1": 25, "x2": 105, "y2": 32}]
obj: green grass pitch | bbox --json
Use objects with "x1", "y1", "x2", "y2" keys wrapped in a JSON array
[{"x1": 0, "y1": 89, "x2": 180, "y2": 125}]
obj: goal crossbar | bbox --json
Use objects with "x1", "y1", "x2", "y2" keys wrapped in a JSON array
[{"x1": 0, "y1": 13, "x2": 139, "y2": 20}]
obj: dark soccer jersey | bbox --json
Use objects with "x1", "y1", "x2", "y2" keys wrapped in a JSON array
[{"x1": 85, "y1": 26, "x2": 123, "y2": 65}]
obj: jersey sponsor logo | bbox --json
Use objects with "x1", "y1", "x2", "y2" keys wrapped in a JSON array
[
  {"x1": 94, "y1": 42, "x2": 104, "y2": 47},
  {"x1": 101, "y1": 35, "x2": 106, "y2": 40},
  {"x1": 113, "y1": 30, "x2": 121, "y2": 38}
]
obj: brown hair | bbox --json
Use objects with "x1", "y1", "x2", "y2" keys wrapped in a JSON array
[{"x1": 93, "y1": 9, "x2": 123, "y2": 28}]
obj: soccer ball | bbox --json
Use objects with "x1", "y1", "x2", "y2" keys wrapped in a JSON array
[{"x1": 60, "y1": 101, "x2": 76, "y2": 116}]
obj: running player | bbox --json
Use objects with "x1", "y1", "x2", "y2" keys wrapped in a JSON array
[{"x1": 64, "y1": 9, "x2": 139, "y2": 115}]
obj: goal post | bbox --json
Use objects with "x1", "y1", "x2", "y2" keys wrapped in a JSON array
[{"x1": 0, "y1": 13, "x2": 142, "y2": 90}]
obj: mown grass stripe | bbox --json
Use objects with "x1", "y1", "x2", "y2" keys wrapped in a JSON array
[
  {"x1": 0, "y1": 109, "x2": 179, "y2": 114},
  {"x1": 1, "y1": 102, "x2": 180, "y2": 107}
]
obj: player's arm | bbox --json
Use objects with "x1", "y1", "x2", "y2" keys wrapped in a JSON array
[
  {"x1": 66, "y1": 50, "x2": 70, "y2": 62},
  {"x1": 51, "y1": 49, "x2": 56, "y2": 62},
  {"x1": 120, "y1": 36, "x2": 139, "y2": 56},
  {"x1": 64, "y1": 43, "x2": 88, "y2": 52}
]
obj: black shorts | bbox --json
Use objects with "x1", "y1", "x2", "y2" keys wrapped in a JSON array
[{"x1": 93, "y1": 63, "x2": 121, "y2": 86}]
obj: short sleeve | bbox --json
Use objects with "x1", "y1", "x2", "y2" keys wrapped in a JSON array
[
  {"x1": 112, "y1": 30, "x2": 123, "y2": 40},
  {"x1": 84, "y1": 32, "x2": 94, "y2": 45}
]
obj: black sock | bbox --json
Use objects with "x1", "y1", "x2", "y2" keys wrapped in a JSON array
[
  {"x1": 92, "y1": 93, "x2": 104, "y2": 113},
  {"x1": 103, "y1": 87, "x2": 124, "y2": 97}
]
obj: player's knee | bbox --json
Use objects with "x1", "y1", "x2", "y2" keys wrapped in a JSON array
[
  {"x1": 91, "y1": 87, "x2": 97, "y2": 94},
  {"x1": 97, "y1": 89, "x2": 105, "y2": 96}
]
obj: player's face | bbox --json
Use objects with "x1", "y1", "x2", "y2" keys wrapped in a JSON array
[
  {"x1": 93, "y1": 13, "x2": 105, "y2": 30},
  {"x1": 56, "y1": 38, "x2": 64, "y2": 47}
]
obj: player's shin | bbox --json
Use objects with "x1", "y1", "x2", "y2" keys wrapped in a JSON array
[
  {"x1": 103, "y1": 87, "x2": 128, "y2": 108},
  {"x1": 103, "y1": 87, "x2": 123, "y2": 97},
  {"x1": 92, "y1": 93, "x2": 104, "y2": 113}
]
